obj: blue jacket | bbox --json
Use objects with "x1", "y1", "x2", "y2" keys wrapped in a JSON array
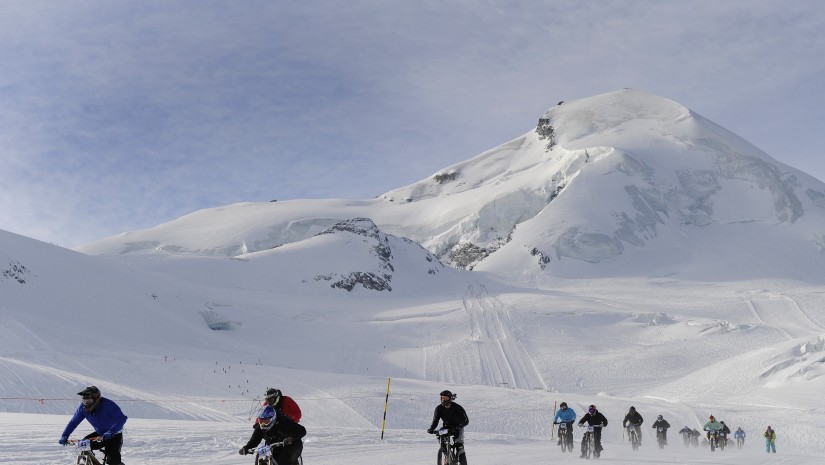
[
  {"x1": 61, "y1": 398, "x2": 128, "y2": 438},
  {"x1": 554, "y1": 407, "x2": 577, "y2": 423}
]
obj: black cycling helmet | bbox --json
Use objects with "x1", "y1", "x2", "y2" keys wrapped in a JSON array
[
  {"x1": 629, "y1": 406, "x2": 636, "y2": 412},
  {"x1": 439, "y1": 390, "x2": 456, "y2": 405},
  {"x1": 77, "y1": 386, "x2": 100, "y2": 398},
  {"x1": 560, "y1": 402, "x2": 568, "y2": 409},
  {"x1": 77, "y1": 386, "x2": 101, "y2": 409},
  {"x1": 265, "y1": 388, "x2": 282, "y2": 407}
]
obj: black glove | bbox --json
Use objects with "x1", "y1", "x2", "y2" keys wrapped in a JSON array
[
  {"x1": 427, "y1": 428, "x2": 435, "y2": 434},
  {"x1": 283, "y1": 437, "x2": 295, "y2": 445},
  {"x1": 239, "y1": 447, "x2": 247, "y2": 455}
]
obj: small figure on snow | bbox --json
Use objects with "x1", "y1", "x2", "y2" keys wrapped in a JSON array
[{"x1": 764, "y1": 426, "x2": 777, "y2": 453}]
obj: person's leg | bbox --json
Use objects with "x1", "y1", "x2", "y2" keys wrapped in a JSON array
[
  {"x1": 103, "y1": 433, "x2": 124, "y2": 465},
  {"x1": 454, "y1": 428, "x2": 467, "y2": 463},
  {"x1": 595, "y1": 429, "x2": 603, "y2": 452},
  {"x1": 87, "y1": 433, "x2": 123, "y2": 465},
  {"x1": 274, "y1": 443, "x2": 303, "y2": 465}
]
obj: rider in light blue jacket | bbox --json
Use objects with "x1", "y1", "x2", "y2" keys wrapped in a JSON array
[
  {"x1": 553, "y1": 402, "x2": 577, "y2": 445},
  {"x1": 554, "y1": 402, "x2": 577, "y2": 424}
]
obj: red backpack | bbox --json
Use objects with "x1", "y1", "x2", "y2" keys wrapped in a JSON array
[
  {"x1": 255, "y1": 395, "x2": 302, "y2": 424},
  {"x1": 280, "y1": 395, "x2": 302, "y2": 423}
]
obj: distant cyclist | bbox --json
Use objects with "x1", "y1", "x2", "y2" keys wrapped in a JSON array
[
  {"x1": 719, "y1": 421, "x2": 731, "y2": 445},
  {"x1": 652, "y1": 415, "x2": 670, "y2": 444},
  {"x1": 703, "y1": 415, "x2": 723, "y2": 442},
  {"x1": 734, "y1": 427, "x2": 746, "y2": 447},
  {"x1": 622, "y1": 406, "x2": 644, "y2": 444}
]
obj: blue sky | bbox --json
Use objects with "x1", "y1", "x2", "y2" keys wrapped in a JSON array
[{"x1": 2, "y1": 1, "x2": 824, "y2": 248}]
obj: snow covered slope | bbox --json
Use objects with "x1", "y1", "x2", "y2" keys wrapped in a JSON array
[{"x1": 4, "y1": 89, "x2": 825, "y2": 463}]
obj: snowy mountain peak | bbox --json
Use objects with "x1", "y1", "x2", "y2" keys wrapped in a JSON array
[{"x1": 77, "y1": 89, "x2": 825, "y2": 281}]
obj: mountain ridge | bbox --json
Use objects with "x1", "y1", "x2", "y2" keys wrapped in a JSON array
[{"x1": 75, "y1": 89, "x2": 825, "y2": 284}]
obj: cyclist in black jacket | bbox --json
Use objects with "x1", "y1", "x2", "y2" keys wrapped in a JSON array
[
  {"x1": 427, "y1": 390, "x2": 469, "y2": 465},
  {"x1": 578, "y1": 404, "x2": 608, "y2": 457},
  {"x1": 622, "y1": 406, "x2": 644, "y2": 445},
  {"x1": 239, "y1": 406, "x2": 306, "y2": 465}
]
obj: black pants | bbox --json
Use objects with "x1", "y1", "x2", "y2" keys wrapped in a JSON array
[
  {"x1": 270, "y1": 442, "x2": 302, "y2": 465},
  {"x1": 85, "y1": 432, "x2": 123, "y2": 464}
]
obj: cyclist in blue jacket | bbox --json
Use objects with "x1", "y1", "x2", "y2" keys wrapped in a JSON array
[
  {"x1": 58, "y1": 386, "x2": 128, "y2": 465},
  {"x1": 553, "y1": 402, "x2": 577, "y2": 445}
]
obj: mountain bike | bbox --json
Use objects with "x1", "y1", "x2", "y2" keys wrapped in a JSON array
[
  {"x1": 707, "y1": 430, "x2": 724, "y2": 452},
  {"x1": 656, "y1": 427, "x2": 667, "y2": 449},
  {"x1": 690, "y1": 432, "x2": 699, "y2": 447},
  {"x1": 247, "y1": 441, "x2": 303, "y2": 465},
  {"x1": 736, "y1": 435, "x2": 745, "y2": 449},
  {"x1": 555, "y1": 421, "x2": 574, "y2": 453},
  {"x1": 70, "y1": 437, "x2": 106, "y2": 465},
  {"x1": 626, "y1": 424, "x2": 641, "y2": 450},
  {"x1": 433, "y1": 427, "x2": 465, "y2": 465},
  {"x1": 580, "y1": 424, "x2": 603, "y2": 459}
]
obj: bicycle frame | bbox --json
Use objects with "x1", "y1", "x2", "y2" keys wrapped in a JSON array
[
  {"x1": 556, "y1": 422, "x2": 574, "y2": 452},
  {"x1": 656, "y1": 427, "x2": 667, "y2": 448},
  {"x1": 580, "y1": 424, "x2": 602, "y2": 459},
  {"x1": 707, "y1": 430, "x2": 725, "y2": 451},
  {"x1": 627, "y1": 424, "x2": 641, "y2": 450},
  {"x1": 248, "y1": 441, "x2": 303, "y2": 465},
  {"x1": 70, "y1": 438, "x2": 105, "y2": 465},
  {"x1": 436, "y1": 428, "x2": 459, "y2": 465}
]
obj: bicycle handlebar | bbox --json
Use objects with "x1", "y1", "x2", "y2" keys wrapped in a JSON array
[
  {"x1": 68, "y1": 436, "x2": 102, "y2": 445},
  {"x1": 246, "y1": 441, "x2": 290, "y2": 454}
]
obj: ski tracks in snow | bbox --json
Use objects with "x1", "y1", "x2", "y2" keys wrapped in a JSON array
[
  {"x1": 461, "y1": 285, "x2": 546, "y2": 390},
  {"x1": 745, "y1": 291, "x2": 825, "y2": 341}
]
